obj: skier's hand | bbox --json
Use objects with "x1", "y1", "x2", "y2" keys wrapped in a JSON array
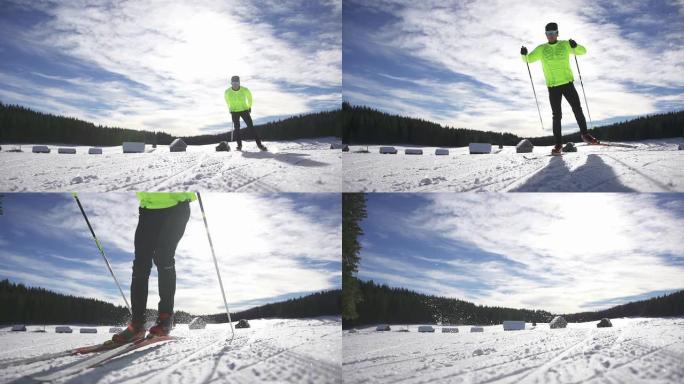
[
  {"x1": 569, "y1": 39, "x2": 577, "y2": 48},
  {"x1": 248, "y1": 108, "x2": 251, "y2": 113},
  {"x1": 520, "y1": 46, "x2": 528, "y2": 55}
]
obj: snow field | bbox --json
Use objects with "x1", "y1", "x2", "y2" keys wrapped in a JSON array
[
  {"x1": 343, "y1": 317, "x2": 684, "y2": 384},
  {"x1": 0, "y1": 138, "x2": 342, "y2": 192},
  {"x1": 0, "y1": 317, "x2": 341, "y2": 384},
  {"x1": 343, "y1": 140, "x2": 684, "y2": 192}
]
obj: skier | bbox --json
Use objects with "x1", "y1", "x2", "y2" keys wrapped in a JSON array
[
  {"x1": 112, "y1": 192, "x2": 196, "y2": 343},
  {"x1": 521, "y1": 22, "x2": 599, "y2": 155},
  {"x1": 224, "y1": 75, "x2": 267, "y2": 151}
]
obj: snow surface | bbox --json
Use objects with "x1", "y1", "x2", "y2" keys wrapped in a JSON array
[
  {"x1": 0, "y1": 138, "x2": 341, "y2": 192},
  {"x1": 343, "y1": 317, "x2": 684, "y2": 384},
  {"x1": 0, "y1": 317, "x2": 341, "y2": 383},
  {"x1": 343, "y1": 139, "x2": 684, "y2": 192}
]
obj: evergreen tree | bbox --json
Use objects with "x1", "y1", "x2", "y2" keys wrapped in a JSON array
[
  {"x1": 342, "y1": 102, "x2": 684, "y2": 146},
  {"x1": 342, "y1": 193, "x2": 367, "y2": 322},
  {"x1": 0, "y1": 102, "x2": 341, "y2": 146}
]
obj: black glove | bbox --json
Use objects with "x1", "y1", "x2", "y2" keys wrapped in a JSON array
[
  {"x1": 248, "y1": 108, "x2": 251, "y2": 113},
  {"x1": 520, "y1": 46, "x2": 528, "y2": 55},
  {"x1": 569, "y1": 39, "x2": 577, "y2": 48}
]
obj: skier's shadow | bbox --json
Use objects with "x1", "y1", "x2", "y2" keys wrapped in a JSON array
[
  {"x1": 512, "y1": 154, "x2": 637, "y2": 192},
  {"x1": 10, "y1": 343, "x2": 169, "y2": 384},
  {"x1": 240, "y1": 151, "x2": 329, "y2": 167}
]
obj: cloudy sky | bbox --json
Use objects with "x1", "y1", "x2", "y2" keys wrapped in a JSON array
[
  {"x1": 0, "y1": 0, "x2": 341, "y2": 136},
  {"x1": 0, "y1": 193, "x2": 340, "y2": 315},
  {"x1": 343, "y1": 0, "x2": 684, "y2": 138},
  {"x1": 357, "y1": 193, "x2": 684, "y2": 314}
]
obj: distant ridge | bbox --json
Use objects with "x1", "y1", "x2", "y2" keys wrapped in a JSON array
[
  {"x1": 0, "y1": 102, "x2": 341, "y2": 146},
  {"x1": 343, "y1": 102, "x2": 684, "y2": 146},
  {"x1": 344, "y1": 279, "x2": 684, "y2": 328}
]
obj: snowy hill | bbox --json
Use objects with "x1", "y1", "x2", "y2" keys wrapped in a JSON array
[
  {"x1": 0, "y1": 138, "x2": 341, "y2": 192},
  {"x1": 0, "y1": 317, "x2": 341, "y2": 383},
  {"x1": 343, "y1": 139, "x2": 684, "y2": 192},
  {"x1": 343, "y1": 317, "x2": 684, "y2": 384}
]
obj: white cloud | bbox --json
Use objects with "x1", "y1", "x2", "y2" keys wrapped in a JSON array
[
  {"x1": 359, "y1": 193, "x2": 684, "y2": 313},
  {"x1": 0, "y1": 0, "x2": 341, "y2": 135},
  {"x1": 345, "y1": 0, "x2": 684, "y2": 137},
  {"x1": 0, "y1": 193, "x2": 341, "y2": 315}
]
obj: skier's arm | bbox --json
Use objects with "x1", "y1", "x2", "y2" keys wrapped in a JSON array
[
  {"x1": 246, "y1": 88, "x2": 253, "y2": 109},
  {"x1": 571, "y1": 42, "x2": 586, "y2": 56},
  {"x1": 522, "y1": 45, "x2": 542, "y2": 63},
  {"x1": 223, "y1": 90, "x2": 231, "y2": 109}
]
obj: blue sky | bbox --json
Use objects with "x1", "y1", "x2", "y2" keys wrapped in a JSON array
[
  {"x1": 0, "y1": 0, "x2": 341, "y2": 136},
  {"x1": 343, "y1": 0, "x2": 684, "y2": 138},
  {"x1": 0, "y1": 193, "x2": 341, "y2": 315},
  {"x1": 357, "y1": 193, "x2": 684, "y2": 314}
]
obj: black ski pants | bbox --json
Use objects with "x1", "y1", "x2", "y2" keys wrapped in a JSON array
[
  {"x1": 548, "y1": 82, "x2": 588, "y2": 146},
  {"x1": 131, "y1": 201, "x2": 190, "y2": 324},
  {"x1": 231, "y1": 110, "x2": 262, "y2": 147}
]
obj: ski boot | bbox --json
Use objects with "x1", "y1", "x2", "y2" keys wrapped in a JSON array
[
  {"x1": 112, "y1": 321, "x2": 145, "y2": 344},
  {"x1": 551, "y1": 144, "x2": 562, "y2": 156},
  {"x1": 581, "y1": 133, "x2": 599, "y2": 144},
  {"x1": 258, "y1": 144, "x2": 268, "y2": 152},
  {"x1": 236, "y1": 145, "x2": 242, "y2": 151},
  {"x1": 148, "y1": 312, "x2": 174, "y2": 337}
]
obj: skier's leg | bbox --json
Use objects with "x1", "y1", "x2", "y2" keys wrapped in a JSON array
[
  {"x1": 131, "y1": 208, "x2": 162, "y2": 324},
  {"x1": 563, "y1": 82, "x2": 588, "y2": 134},
  {"x1": 152, "y1": 201, "x2": 191, "y2": 317},
  {"x1": 241, "y1": 111, "x2": 263, "y2": 147},
  {"x1": 231, "y1": 112, "x2": 242, "y2": 148},
  {"x1": 548, "y1": 86, "x2": 563, "y2": 146}
]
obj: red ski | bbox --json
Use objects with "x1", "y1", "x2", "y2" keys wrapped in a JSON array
[
  {"x1": 32, "y1": 335, "x2": 174, "y2": 382},
  {"x1": 0, "y1": 340, "x2": 125, "y2": 369}
]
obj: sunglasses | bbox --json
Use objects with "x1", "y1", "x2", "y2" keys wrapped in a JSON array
[{"x1": 545, "y1": 31, "x2": 559, "y2": 36}]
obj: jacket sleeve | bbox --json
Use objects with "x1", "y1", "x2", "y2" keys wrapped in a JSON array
[
  {"x1": 224, "y1": 89, "x2": 231, "y2": 108},
  {"x1": 522, "y1": 45, "x2": 542, "y2": 63},
  {"x1": 245, "y1": 88, "x2": 253, "y2": 108},
  {"x1": 571, "y1": 42, "x2": 587, "y2": 56}
]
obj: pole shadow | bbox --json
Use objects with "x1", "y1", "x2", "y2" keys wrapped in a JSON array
[
  {"x1": 511, "y1": 154, "x2": 637, "y2": 192},
  {"x1": 240, "y1": 151, "x2": 328, "y2": 167}
]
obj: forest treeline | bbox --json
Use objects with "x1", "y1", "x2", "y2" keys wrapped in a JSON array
[
  {"x1": 0, "y1": 279, "x2": 340, "y2": 326},
  {"x1": 343, "y1": 102, "x2": 684, "y2": 146},
  {"x1": 0, "y1": 102, "x2": 341, "y2": 146},
  {"x1": 343, "y1": 280, "x2": 552, "y2": 328},
  {"x1": 563, "y1": 290, "x2": 684, "y2": 322},
  {"x1": 205, "y1": 290, "x2": 341, "y2": 323},
  {"x1": 343, "y1": 279, "x2": 684, "y2": 328}
]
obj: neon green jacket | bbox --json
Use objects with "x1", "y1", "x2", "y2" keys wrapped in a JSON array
[
  {"x1": 224, "y1": 86, "x2": 253, "y2": 112},
  {"x1": 137, "y1": 192, "x2": 197, "y2": 209},
  {"x1": 522, "y1": 40, "x2": 586, "y2": 88}
]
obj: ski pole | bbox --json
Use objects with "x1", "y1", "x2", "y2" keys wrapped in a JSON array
[
  {"x1": 72, "y1": 193, "x2": 132, "y2": 316},
  {"x1": 573, "y1": 51, "x2": 594, "y2": 129},
  {"x1": 524, "y1": 58, "x2": 545, "y2": 131},
  {"x1": 197, "y1": 192, "x2": 235, "y2": 342}
]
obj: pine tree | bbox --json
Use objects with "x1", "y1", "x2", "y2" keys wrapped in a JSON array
[{"x1": 342, "y1": 193, "x2": 367, "y2": 322}]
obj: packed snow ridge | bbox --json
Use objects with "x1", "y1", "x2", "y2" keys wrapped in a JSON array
[
  {"x1": 343, "y1": 139, "x2": 684, "y2": 192},
  {"x1": 0, "y1": 138, "x2": 342, "y2": 192},
  {"x1": 343, "y1": 317, "x2": 684, "y2": 384},
  {"x1": 0, "y1": 317, "x2": 341, "y2": 384}
]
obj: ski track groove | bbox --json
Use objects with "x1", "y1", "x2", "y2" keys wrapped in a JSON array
[
  {"x1": 602, "y1": 154, "x2": 676, "y2": 192},
  {"x1": 201, "y1": 328, "x2": 341, "y2": 384},
  {"x1": 105, "y1": 153, "x2": 209, "y2": 191},
  {"x1": 138, "y1": 335, "x2": 244, "y2": 384}
]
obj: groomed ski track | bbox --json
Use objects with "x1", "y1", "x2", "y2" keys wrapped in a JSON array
[
  {"x1": 343, "y1": 140, "x2": 684, "y2": 192},
  {"x1": 343, "y1": 317, "x2": 684, "y2": 384},
  {"x1": 0, "y1": 138, "x2": 341, "y2": 193},
  {"x1": 0, "y1": 317, "x2": 341, "y2": 384}
]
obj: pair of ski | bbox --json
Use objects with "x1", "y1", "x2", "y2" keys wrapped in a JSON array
[
  {"x1": 524, "y1": 141, "x2": 637, "y2": 159},
  {"x1": 21, "y1": 335, "x2": 173, "y2": 382}
]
